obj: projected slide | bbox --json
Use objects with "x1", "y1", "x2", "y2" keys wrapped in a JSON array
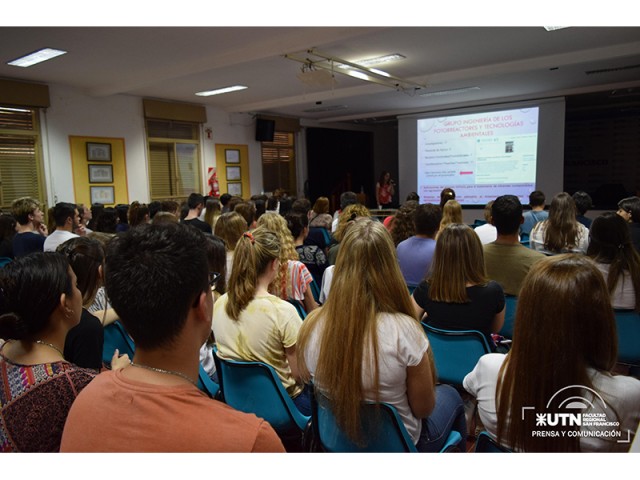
[{"x1": 417, "y1": 107, "x2": 539, "y2": 205}]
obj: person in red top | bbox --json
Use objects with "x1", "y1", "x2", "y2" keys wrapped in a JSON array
[
  {"x1": 60, "y1": 223, "x2": 284, "y2": 452},
  {"x1": 376, "y1": 171, "x2": 395, "y2": 209}
]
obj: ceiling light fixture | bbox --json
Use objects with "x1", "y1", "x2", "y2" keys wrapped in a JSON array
[
  {"x1": 544, "y1": 26, "x2": 570, "y2": 31},
  {"x1": 419, "y1": 86, "x2": 480, "y2": 97},
  {"x1": 195, "y1": 85, "x2": 248, "y2": 97},
  {"x1": 7, "y1": 48, "x2": 67, "y2": 67},
  {"x1": 284, "y1": 49, "x2": 424, "y2": 92},
  {"x1": 352, "y1": 53, "x2": 406, "y2": 67}
]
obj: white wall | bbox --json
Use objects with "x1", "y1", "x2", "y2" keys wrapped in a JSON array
[{"x1": 40, "y1": 84, "x2": 263, "y2": 206}]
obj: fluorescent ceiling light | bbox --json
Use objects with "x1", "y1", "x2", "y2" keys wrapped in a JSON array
[
  {"x1": 7, "y1": 48, "x2": 67, "y2": 67},
  {"x1": 544, "y1": 26, "x2": 570, "y2": 31},
  {"x1": 195, "y1": 85, "x2": 248, "y2": 97},
  {"x1": 420, "y1": 86, "x2": 480, "y2": 97},
  {"x1": 355, "y1": 53, "x2": 406, "y2": 67},
  {"x1": 369, "y1": 68, "x2": 391, "y2": 78},
  {"x1": 346, "y1": 71, "x2": 371, "y2": 81}
]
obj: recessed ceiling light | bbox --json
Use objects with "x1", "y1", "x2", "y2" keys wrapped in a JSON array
[
  {"x1": 195, "y1": 85, "x2": 248, "y2": 97},
  {"x1": 544, "y1": 26, "x2": 570, "y2": 31},
  {"x1": 7, "y1": 48, "x2": 67, "y2": 67}
]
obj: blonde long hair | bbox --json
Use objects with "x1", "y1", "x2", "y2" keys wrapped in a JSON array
[
  {"x1": 334, "y1": 203, "x2": 371, "y2": 243},
  {"x1": 256, "y1": 212, "x2": 298, "y2": 299},
  {"x1": 297, "y1": 218, "x2": 434, "y2": 442},
  {"x1": 439, "y1": 199, "x2": 463, "y2": 232},
  {"x1": 225, "y1": 227, "x2": 280, "y2": 320},
  {"x1": 428, "y1": 223, "x2": 487, "y2": 303}
]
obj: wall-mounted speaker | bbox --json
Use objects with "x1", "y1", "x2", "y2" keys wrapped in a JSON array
[{"x1": 255, "y1": 118, "x2": 275, "y2": 142}]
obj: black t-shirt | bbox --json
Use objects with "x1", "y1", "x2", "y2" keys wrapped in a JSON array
[
  {"x1": 413, "y1": 280, "x2": 505, "y2": 348},
  {"x1": 12, "y1": 232, "x2": 45, "y2": 258},
  {"x1": 295, "y1": 244, "x2": 328, "y2": 286},
  {"x1": 181, "y1": 218, "x2": 213, "y2": 234},
  {"x1": 64, "y1": 309, "x2": 104, "y2": 370}
]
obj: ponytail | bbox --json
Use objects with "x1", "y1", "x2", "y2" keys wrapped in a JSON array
[{"x1": 226, "y1": 228, "x2": 280, "y2": 320}]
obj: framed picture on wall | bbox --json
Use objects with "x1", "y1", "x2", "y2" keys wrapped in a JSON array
[
  {"x1": 226, "y1": 166, "x2": 241, "y2": 181},
  {"x1": 225, "y1": 149, "x2": 240, "y2": 164},
  {"x1": 227, "y1": 182, "x2": 242, "y2": 197},
  {"x1": 88, "y1": 164, "x2": 113, "y2": 183},
  {"x1": 86, "y1": 142, "x2": 112, "y2": 162},
  {"x1": 90, "y1": 186, "x2": 115, "y2": 205}
]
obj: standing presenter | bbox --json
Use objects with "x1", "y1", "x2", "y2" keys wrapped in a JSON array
[{"x1": 376, "y1": 171, "x2": 395, "y2": 209}]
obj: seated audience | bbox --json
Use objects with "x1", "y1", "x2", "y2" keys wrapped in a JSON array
[
  {"x1": 213, "y1": 227, "x2": 310, "y2": 416},
  {"x1": 94, "y1": 207, "x2": 119, "y2": 235},
  {"x1": 204, "y1": 197, "x2": 222, "y2": 230},
  {"x1": 257, "y1": 212, "x2": 318, "y2": 313},
  {"x1": 286, "y1": 211, "x2": 328, "y2": 287},
  {"x1": 396, "y1": 203, "x2": 441, "y2": 288},
  {"x1": 308, "y1": 196, "x2": 333, "y2": 230},
  {"x1": 530, "y1": 192, "x2": 589, "y2": 254},
  {"x1": 60, "y1": 223, "x2": 284, "y2": 452},
  {"x1": 148, "y1": 201, "x2": 162, "y2": 220},
  {"x1": 438, "y1": 199, "x2": 462, "y2": 235},
  {"x1": 331, "y1": 191, "x2": 357, "y2": 233},
  {"x1": 128, "y1": 201, "x2": 150, "y2": 228},
  {"x1": 115, "y1": 204, "x2": 130, "y2": 233},
  {"x1": 573, "y1": 190, "x2": 593, "y2": 228},
  {"x1": 391, "y1": 200, "x2": 418, "y2": 247},
  {"x1": 520, "y1": 190, "x2": 548, "y2": 236},
  {"x1": 214, "y1": 211, "x2": 248, "y2": 287},
  {"x1": 77, "y1": 204, "x2": 93, "y2": 234},
  {"x1": 463, "y1": 254, "x2": 640, "y2": 452},
  {"x1": 11, "y1": 197, "x2": 46, "y2": 257},
  {"x1": 617, "y1": 196, "x2": 640, "y2": 253},
  {"x1": 181, "y1": 193, "x2": 212, "y2": 233},
  {"x1": 297, "y1": 219, "x2": 466, "y2": 452},
  {"x1": 43, "y1": 202, "x2": 81, "y2": 252},
  {"x1": 56, "y1": 237, "x2": 106, "y2": 370},
  {"x1": 0, "y1": 253, "x2": 99, "y2": 451},
  {"x1": 0, "y1": 213, "x2": 16, "y2": 259},
  {"x1": 412, "y1": 223, "x2": 505, "y2": 349},
  {"x1": 587, "y1": 212, "x2": 640, "y2": 310},
  {"x1": 328, "y1": 203, "x2": 371, "y2": 265},
  {"x1": 473, "y1": 201, "x2": 498, "y2": 244},
  {"x1": 484, "y1": 195, "x2": 545, "y2": 296},
  {"x1": 234, "y1": 201, "x2": 257, "y2": 230},
  {"x1": 152, "y1": 211, "x2": 179, "y2": 225},
  {"x1": 439, "y1": 187, "x2": 456, "y2": 210}
]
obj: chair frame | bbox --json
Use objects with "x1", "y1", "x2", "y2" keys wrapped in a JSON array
[
  {"x1": 421, "y1": 323, "x2": 491, "y2": 386},
  {"x1": 212, "y1": 349, "x2": 311, "y2": 442}
]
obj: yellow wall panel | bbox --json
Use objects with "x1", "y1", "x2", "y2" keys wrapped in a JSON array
[
  {"x1": 69, "y1": 136, "x2": 129, "y2": 206},
  {"x1": 214, "y1": 144, "x2": 250, "y2": 199}
]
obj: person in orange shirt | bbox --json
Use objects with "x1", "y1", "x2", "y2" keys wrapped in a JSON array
[{"x1": 60, "y1": 223, "x2": 284, "y2": 453}]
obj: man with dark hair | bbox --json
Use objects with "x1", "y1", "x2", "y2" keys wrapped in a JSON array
[
  {"x1": 148, "y1": 200, "x2": 162, "y2": 220},
  {"x1": 484, "y1": 195, "x2": 545, "y2": 296},
  {"x1": 396, "y1": 203, "x2": 441, "y2": 288},
  {"x1": 572, "y1": 190, "x2": 593, "y2": 228},
  {"x1": 11, "y1": 196, "x2": 47, "y2": 257},
  {"x1": 617, "y1": 196, "x2": 640, "y2": 252},
  {"x1": 520, "y1": 190, "x2": 548, "y2": 236},
  {"x1": 61, "y1": 223, "x2": 284, "y2": 452},
  {"x1": 180, "y1": 193, "x2": 212, "y2": 233},
  {"x1": 331, "y1": 191, "x2": 358, "y2": 233},
  {"x1": 220, "y1": 193, "x2": 232, "y2": 213},
  {"x1": 43, "y1": 202, "x2": 81, "y2": 252}
]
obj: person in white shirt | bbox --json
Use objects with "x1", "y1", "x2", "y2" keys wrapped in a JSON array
[
  {"x1": 43, "y1": 202, "x2": 82, "y2": 252},
  {"x1": 463, "y1": 254, "x2": 640, "y2": 452}
]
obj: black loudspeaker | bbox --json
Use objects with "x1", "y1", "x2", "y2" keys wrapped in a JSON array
[{"x1": 255, "y1": 118, "x2": 275, "y2": 142}]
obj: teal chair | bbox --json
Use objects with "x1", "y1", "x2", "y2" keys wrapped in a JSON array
[
  {"x1": 287, "y1": 299, "x2": 307, "y2": 320},
  {"x1": 421, "y1": 323, "x2": 491, "y2": 387},
  {"x1": 212, "y1": 350, "x2": 311, "y2": 450},
  {"x1": 102, "y1": 320, "x2": 220, "y2": 398},
  {"x1": 614, "y1": 309, "x2": 640, "y2": 366},
  {"x1": 474, "y1": 431, "x2": 511, "y2": 453},
  {"x1": 0, "y1": 257, "x2": 12, "y2": 267},
  {"x1": 312, "y1": 389, "x2": 462, "y2": 452},
  {"x1": 500, "y1": 295, "x2": 517, "y2": 339}
]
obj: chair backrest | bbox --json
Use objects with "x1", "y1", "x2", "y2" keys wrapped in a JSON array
[
  {"x1": 213, "y1": 351, "x2": 310, "y2": 435},
  {"x1": 102, "y1": 320, "x2": 136, "y2": 366},
  {"x1": 0, "y1": 257, "x2": 12, "y2": 267},
  {"x1": 500, "y1": 295, "x2": 517, "y2": 339},
  {"x1": 614, "y1": 309, "x2": 640, "y2": 365},
  {"x1": 422, "y1": 323, "x2": 491, "y2": 386},
  {"x1": 312, "y1": 389, "x2": 417, "y2": 452},
  {"x1": 474, "y1": 431, "x2": 512, "y2": 453},
  {"x1": 287, "y1": 299, "x2": 307, "y2": 320},
  {"x1": 103, "y1": 320, "x2": 219, "y2": 398}
]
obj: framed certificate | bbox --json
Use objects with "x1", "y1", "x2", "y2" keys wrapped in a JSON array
[
  {"x1": 86, "y1": 142, "x2": 112, "y2": 162},
  {"x1": 225, "y1": 149, "x2": 240, "y2": 164},
  {"x1": 90, "y1": 186, "x2": 115, "y2": 205},
  {"x1": 226, "y1": 166, "x2": 241, "y2": 181},
  {"x1": 227, "y1": 182, "x2": 242, "y2": 197},
  {"x1": 88, "y1": 164, "x2": 113, "y2": 183}
]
